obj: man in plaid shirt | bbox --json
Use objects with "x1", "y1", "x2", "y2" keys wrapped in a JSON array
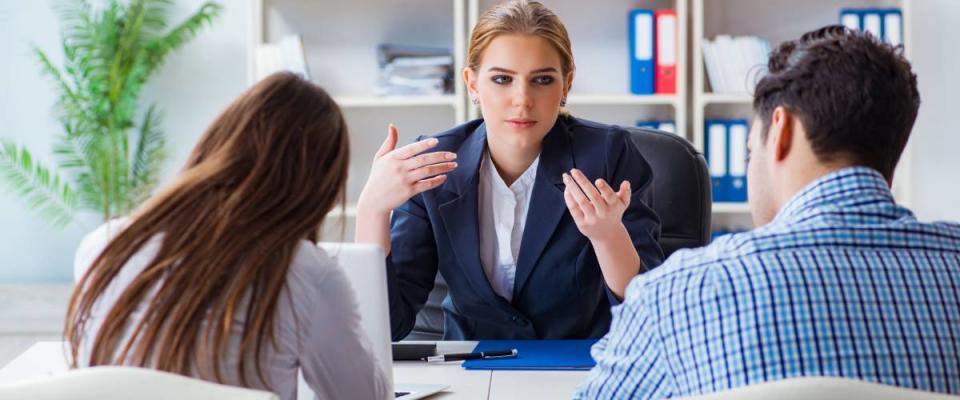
[{"x1": 576, "y1": 26, "x2": 960, "y2": 399}]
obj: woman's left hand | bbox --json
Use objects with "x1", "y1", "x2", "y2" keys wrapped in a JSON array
[{"x1": 562, "y1": 168, "x2": 632, "y2": 243}]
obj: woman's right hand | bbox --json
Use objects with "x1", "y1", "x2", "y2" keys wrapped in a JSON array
[{"x1": 356, "y1": 124, "x2": 458, "y2": 215}]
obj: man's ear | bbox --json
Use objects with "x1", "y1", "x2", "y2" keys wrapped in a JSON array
[
  {"x1": 463, "y1": 67, "x2": 477, "y2": 96},
  {"x1": 770, "y1": 106, "x2": 794, "y2": 162}
]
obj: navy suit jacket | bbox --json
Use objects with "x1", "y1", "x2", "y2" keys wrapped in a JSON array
[{"x1": 386, "y1": 116, "x2": 663, "y2": 340}]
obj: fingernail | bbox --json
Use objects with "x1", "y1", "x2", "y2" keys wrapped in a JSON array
[
  {"x1": 451, "y1": 162, "x2": 458, "y2": 168},
  {"x1": 562, "y1": 173, "x2": 570, "y2": 180},
  {"x1": 447, "y1": 153, "x2": 457, "y2": 160},
  {"x1": 429, "y1": 138, "x2": 439, "y2": 145}
]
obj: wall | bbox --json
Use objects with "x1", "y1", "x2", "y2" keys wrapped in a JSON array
[
  {"x1": 908, "y1": 0, "x2": 960, "y2": 222},
  {"x1": 0, "y1": 0, "x2": 248, "y2": 282},
  {"x1": 0, "y1": 0, "x2": 957, "y2": 282}
]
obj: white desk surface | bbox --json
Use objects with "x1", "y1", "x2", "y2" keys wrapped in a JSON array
[{"x1": 0, "y1": 341, "x2": 589, "y2": 400}]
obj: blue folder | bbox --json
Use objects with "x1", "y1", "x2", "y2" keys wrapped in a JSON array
[
  {"x1": 839, "y1": 8, "x2": 864, "y2": 31},
  {"x1": 628, "y1": 9, "x2": 655, "y2": 95},
  {"x1": 726, "y1": 119, "x2": 748, "y2": 202},
  {"x1": 461, "y1": 339, "x2": 598, "y2": 370},
  {"x1": 705, "y1": 119, "x2": 728, "y2": 202}
]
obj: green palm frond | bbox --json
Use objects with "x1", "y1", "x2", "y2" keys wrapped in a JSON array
[
  {"x1": 52, "y1": 124, "x2": 105, "y2": 210},
  {"x1": 141, "y1": 0, "x2": 175, "y2": 38},
  {"x1": 34, "y1": 47, "x2": 81, "y2": 115},
  {"x1": 4, "y1": 0, "x2": 220, "y2": 227},
  {"x1": 129, "y1": 104, "x2": 166, "y2": 208},
  {"x1": 143, "y1": 2, "x2": 222, "y2": 76},
  {"x1": 0, "y1": 142, "x2": 77, "y2": 228},
  {"x1": 53, "y1": 0, "x2": 94, "y2": 50}
]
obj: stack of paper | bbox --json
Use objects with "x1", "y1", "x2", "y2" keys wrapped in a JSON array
[
  {"x1": 376, "y1": 44, "x2": 453, "y2": 96},
  {"x1": 255, "y1": 35, "x2": 310, "y2": 81},
  {"x1": 701, "y1": 35, "x2": 771, "y2": 94}
]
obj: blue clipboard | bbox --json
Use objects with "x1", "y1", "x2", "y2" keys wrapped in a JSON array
[{"x1": 462, "y1": 339, "x2": 598, "y2": 371}]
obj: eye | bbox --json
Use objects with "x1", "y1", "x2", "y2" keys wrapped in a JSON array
[
  {"x1": 491, "y1": 75, "x2": 512, "y2": 85},
  {"x1": 532, "y1": 75, "x2": 555, "y2": 85}
]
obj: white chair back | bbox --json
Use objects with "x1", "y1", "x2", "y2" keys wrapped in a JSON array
[
  {"x1": 0, "y1": 366, "x2": 279, "y2": 400},
  {"x1": 678, "y1": 377, "x2": 958, "y2": 400}
]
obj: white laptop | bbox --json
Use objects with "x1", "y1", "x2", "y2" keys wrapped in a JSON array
[{"x1": 295, "y1": 243, "x2": 447, "y2": 400}]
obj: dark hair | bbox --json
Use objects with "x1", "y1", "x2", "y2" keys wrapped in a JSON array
[
  {"x1": 66, "y1": 72, "x2": 349, "y2": 389},
  {"x1": 752, "y1": 25, "x2": 920, "y2": 180}
]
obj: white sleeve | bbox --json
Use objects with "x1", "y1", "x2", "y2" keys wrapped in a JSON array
[
  {"x1": 297, "y1": 255, "x2": 390, "y2": 400},
  {"x1": 73, "y1": 218, "x2": 130, "y2": 283}
]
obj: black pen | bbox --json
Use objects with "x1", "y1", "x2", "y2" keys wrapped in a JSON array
[{"x1": 422, "y1": 348, "x2": 518, "y2": 362}]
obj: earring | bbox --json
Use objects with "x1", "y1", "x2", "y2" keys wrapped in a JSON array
[
  {"x1": 560, "y1": 97, "x2": 567, "y2": 107},
  {"x1": 471, "y1": 96, "x2": 479, "y2": 106}
]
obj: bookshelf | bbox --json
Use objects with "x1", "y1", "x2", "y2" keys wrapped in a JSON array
[
  {"x1": 692, "y1": 0, "x2": 913, "y2": 232},
  {"x1": 248, "y1": 0, "x2": 911, "y2": 236},
  {"x1": 249, "y1": 0, "x2": 467, "y2": 225},
  {"x1": 467, "y1": 0, "x2": 688, "y2": 134}
]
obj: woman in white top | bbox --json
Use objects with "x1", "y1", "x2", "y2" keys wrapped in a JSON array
[{"x1": 66, "y1": 72, "x2": 388, "y2": 400}]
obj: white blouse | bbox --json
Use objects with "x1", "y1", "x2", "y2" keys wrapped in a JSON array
[
  {"x1": 73, "y1": 218, "x2": 389, "y2": 400},
  {"x1": 477, "y1": 149, "x2": 540, "y2": 302}
]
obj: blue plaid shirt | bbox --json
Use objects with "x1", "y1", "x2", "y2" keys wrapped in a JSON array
[{"x1": 576, "y1": 167, "x2": 960, "y2": 399}]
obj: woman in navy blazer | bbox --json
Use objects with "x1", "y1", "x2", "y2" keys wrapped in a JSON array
[{"x1": 356, "y1": 0, "x2": 663, "y2": 340}]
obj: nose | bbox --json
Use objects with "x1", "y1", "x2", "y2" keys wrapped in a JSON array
[{"x1": 511, "y1": 82, "x2": 533, "y2": 110}]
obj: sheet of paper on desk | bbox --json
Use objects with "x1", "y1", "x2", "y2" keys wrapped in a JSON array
[{"x1": 462, "y1": 339, "x2": 598, "y2": 370}]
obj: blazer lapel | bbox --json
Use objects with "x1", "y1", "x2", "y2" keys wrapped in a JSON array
[
  {"x1": 513, "y1": 119, "x2": 574, "y2": 299},
  {"x1": 437, "y1": 123, "x2": 514, "y2": 311}
]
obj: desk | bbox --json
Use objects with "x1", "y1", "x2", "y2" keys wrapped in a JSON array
[{"x1": 0, "y1": 342, "x2": 589, "y2": 400}]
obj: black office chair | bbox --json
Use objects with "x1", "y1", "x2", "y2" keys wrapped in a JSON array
[
  {"x1": 403, "y1": 127, "x2": 713, "y2": 340},
  {"x1": 625, "y1": 126, "x2": 712, "y2": 256}
]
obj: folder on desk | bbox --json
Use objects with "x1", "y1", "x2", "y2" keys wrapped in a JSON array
[
  {"x1": 629, "y1": 9, "x2": 655, "y2": 95},
  {"x1": 705, "y1": 120, "x2": 728, "y2": 202},
  {"x1": 462, "y1": 339, "x2": 598, "y2": 371}
]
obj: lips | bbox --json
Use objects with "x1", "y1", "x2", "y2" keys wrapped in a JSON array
[{"x1": 507, "y1": 118, "x2": 536, "y2": 128}]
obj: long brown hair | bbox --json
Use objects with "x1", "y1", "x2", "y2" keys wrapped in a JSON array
[{"x1": 65, "y1": 72, "x2": 349, "y2": 388}]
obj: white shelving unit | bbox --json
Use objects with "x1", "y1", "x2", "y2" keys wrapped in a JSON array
[
  {"x1": 692, "y1": 0, "x2": 913, "y2": 227},
  {"x1": 334, "y1": 95, "x2": 459, "y2": 108},
  {"x1": 565, "y1": 94, "x2": 678, "y2": 106},
  {"x1": 248, "y1": 0, "x2": 912, "y2": 236},
  {"x1": 249, "y1": 0, "x2": 689, "y2": 238},
  {"x1": 249, "y1": 0, "x2": 468, "y2": 234},
  {"x1": 712, "y1": 202, "x2": 752, "y2": 214},
  {"x1": 467, "y1": 0, "x2": 688, "y2": 135}
]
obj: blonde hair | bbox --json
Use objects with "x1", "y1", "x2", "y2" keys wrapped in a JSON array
[{"x1": 468, "y1": 0, "x2": 575, "y2": 80}]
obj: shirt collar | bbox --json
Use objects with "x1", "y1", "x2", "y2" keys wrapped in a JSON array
[
  {"x1": 772, "y1": 166, "x2": 896, "y2": 224},
  {"x1": 482, "y1": 147, "x2": 540, "y2": 195}
]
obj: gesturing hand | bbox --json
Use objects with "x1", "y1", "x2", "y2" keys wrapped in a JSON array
[
  {"x1": 357, "y1": 124, "x2": 458, "y2": 215},
  {"x1": 562, "y1": 168, "x2": 631, "y2": 242}
]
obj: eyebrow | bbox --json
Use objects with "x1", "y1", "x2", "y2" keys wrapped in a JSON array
[{"x1": 487, "y1": 67, "x2": 559, "y2": 74}]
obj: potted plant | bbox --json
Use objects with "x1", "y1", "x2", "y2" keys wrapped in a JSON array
[{"x1": 1, "y1": 0, "x2": 222, "y2": 227}]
